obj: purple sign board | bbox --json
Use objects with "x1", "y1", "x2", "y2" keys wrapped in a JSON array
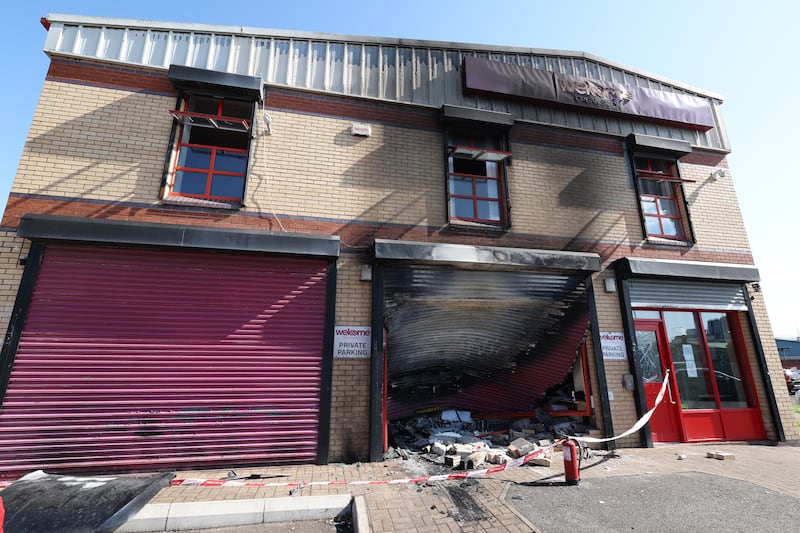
[{"x1": 463, "y1": 56, "x2": 715, "y2": 131}]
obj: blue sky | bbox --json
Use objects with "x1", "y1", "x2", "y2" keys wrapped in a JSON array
[{"x1": 3, "y1": 1, "x2": 799, "y2": 338}]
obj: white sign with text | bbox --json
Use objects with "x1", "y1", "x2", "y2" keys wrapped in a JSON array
[
  {"x1": 600, "y1": 331, "x2": 627, "y2": 360},
  {"x1": 333, "y1": 326, "x2": 372, "y2": 358}
]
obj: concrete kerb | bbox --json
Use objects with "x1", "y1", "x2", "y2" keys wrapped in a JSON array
[{"x1": 116, "y1": 493, "x2": 364, "y2": 532}]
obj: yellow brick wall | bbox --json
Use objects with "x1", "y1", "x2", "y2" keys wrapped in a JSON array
[
  {"x1": 12, "y1": 80, "x2": 757, "y2": 256},
  {"x1": 0, "y1": 233, "x2": 29, "y2": 329},
  {"x1": 249, "y1": 110, "x2": 444, "y2": 225},
  {"x1": 329, "y1": 255, "x2": 373, "y2": 461},
  {"x1": 508, "y1": 143, "x2": 640, "y2": 241},
  {"x1": 743, "y1": 284, "x2": 800, "y2": 441},
  {"x1": 590, "y1": 271, "x2": 641, "y2": 447},
  {"x1": 13, "y1": 80, "x2": 172, "y2": 203},
  {"x1": 678, "y1": 163, "x2": 752, "y2": 251}
]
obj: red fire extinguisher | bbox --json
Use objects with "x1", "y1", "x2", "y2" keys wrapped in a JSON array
[{"x1": 563, "y1": 439, "x2": 580, "y2": 485}]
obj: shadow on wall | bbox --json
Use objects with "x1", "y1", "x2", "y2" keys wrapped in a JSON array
[{"x1": 17, "y1": 92, "x2": 174, "y2": 215}]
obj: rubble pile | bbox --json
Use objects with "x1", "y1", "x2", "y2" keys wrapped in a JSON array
[{"x1": 387, "y1": 408, "x2": 592, "y2": 471}]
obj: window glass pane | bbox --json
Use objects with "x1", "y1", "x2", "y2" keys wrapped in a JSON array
[
  {"x1": 703, "y1": 312, "x2": 751, "y2": 408},
  {"x1": 449, "y1": 175, "x2": 473, "y2": 196},
  {"x1": 660, "y1": 218, "x2": 681, "y2": 237},
  {"x1": 485, "y1": 161, "x2": 498, "y2": 178},
  {"x1": 178, "y1": 146, "x2": 212, "y2": 170},
  {"x1": 210, "y1": 174, "x2": 245, "y2": 199},
  {"x1": 214, "y1": 150, "x2": 248, "y2": 173},
  {"x1": 450, "y1": 197, "x2": 474, "y2": 219},
  {"x1": 644, "y1": 216, "x2": 662, "y2": 235},
  {"x1": 633, "y1": 310, "x2": 661, "y2": 319},
  {"x1": 635, "y1": 329, "x2": 664, "y2": 383},
  {"x1": 640, "y1": 197, "x2": 658, "y2": 215},
  {"x1": 173, "y1": 170, "x2": 208, "y2": 195},
  {"x1": 475, "y1": 178, "x2": 498, "y2": 198},
  {"x1": 477, "y1": 200, "x2": 500, "y2": 221},
  {"x1": 638, "y1": 179, "x2": 671, "y2": 196},
  {"x1": 657, "y1": 198, "x2": 679, "y2": 217},
  {"x1": 664, "y1": 311, "x2": 716, "y2": 410}
]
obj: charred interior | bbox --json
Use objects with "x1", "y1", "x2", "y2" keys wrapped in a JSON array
[{"x1": 383, "y1": 264, "x2": 592, "y2": 424}]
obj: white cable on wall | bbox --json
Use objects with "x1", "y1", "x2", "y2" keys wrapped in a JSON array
[{"x1": 252, "y1": 106, "x2": 286, "y2": 232}]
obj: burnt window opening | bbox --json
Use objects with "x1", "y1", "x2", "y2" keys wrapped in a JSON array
[
  {"x1": 167, "y1": 94, "x2": 254, "y2": 204},
  {"x1": 633, "y1": 156, "x2": 694, "y2": 242},
  {"x1": 446, "y1": 130, "x2": 511, "y2": 227}
]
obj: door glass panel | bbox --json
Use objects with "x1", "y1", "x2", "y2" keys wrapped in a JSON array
[
  {"x1": 702, "y1": 312, "x2": 751, "y2": 408},
  {"x1": 664, "y1": 311, "x2": 716, "y2": 410},
  {"x1": 635, "y1": 329, "x2": 663, "y2": 383}
]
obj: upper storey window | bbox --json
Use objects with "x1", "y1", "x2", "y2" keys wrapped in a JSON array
[
  {"x1": 440, "y1": 105, "x2": 514, "y2": 228},
  {"x1": 447, "y1": 131, "x2": 511, "y2": 225},
  {"x1": 635, "y1": 157, "x2": 688, "y2": 239},
  {"x1": 165, "y1": 65, "x2": 263, "y2": 208},
  {"x1": 626, "y1": 134, "x2": 694, "y2": 243},
  {"x1": 169, "y1": 95, "x2": 252, "y2": 203}
]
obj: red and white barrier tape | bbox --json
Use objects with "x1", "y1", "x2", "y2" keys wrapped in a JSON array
[
  {"x1": 169, "y1": 444, "x2": 556, "y2": 488},
  {"x1": 570, "y1": 370, "x2": 671, "y2": 443}
]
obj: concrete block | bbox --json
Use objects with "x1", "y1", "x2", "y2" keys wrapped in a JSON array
[
  {"x1": 453, "y1": 444, "x2": 475, "y2": 458},
  {"x1": 508, "y1": 438, "x2": 538, "y2": 458},
  {"x1": 486, "y1": 452, "x2": 509, "y2": 465},
  {"x1": 466, "y1": 451, "x2": 487, "y2": 469},
  {"x1": 431, "y1": 442, "x2": 448, "y2": 456},
  {"x1": 531, "y1": 457, "x2": 552, "y2": 467},
  {"x1": 706, "y1": 450, "x2": 735, "y2": 460},
  {"x1": 444, "y1": 455, "x2": 461, "y2": 468}
]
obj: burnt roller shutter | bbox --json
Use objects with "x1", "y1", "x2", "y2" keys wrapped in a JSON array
[{"x1": 0, "y1": 244, "x2": 328, "y2": 475}]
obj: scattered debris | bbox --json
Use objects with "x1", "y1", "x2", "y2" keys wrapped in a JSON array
[
  {"x1": 388, "y1": 407, "x2": 593, "y2": 474},
  {"x1": 676, "y1": 453, "x2": 687, "y2": 460},
  {"x1": 706, "y1": 450, "x2": 735, "y2": 461},
  {"x1": 289, "y1": 482, "x2": 305, "y2": 495}
]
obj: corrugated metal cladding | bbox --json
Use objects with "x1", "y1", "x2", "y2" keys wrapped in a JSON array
[
  {"x1": 0, "y1": 244, "x2": 328, "y2": 477},
  {"x1": 629, "y1": 279, "x2": 748, "y2": 311},
  {"x1": 383, "y1": 265, "x2": 589, "y2": 419},
  {"x1": 43, "y1": 16, "x2": 725, "y2": 150}
]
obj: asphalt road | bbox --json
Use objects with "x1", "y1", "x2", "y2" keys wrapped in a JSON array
[{"x1": 506, "y1": 471, "x2": 798, "y2": 533}]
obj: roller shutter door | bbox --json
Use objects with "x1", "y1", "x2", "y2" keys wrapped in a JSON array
[
  {"x1": 629, "y1": 279, "x2": 748, "y2": 311},
  {"x1": 0, "y1": 244, "x2": 328, "y2": 476}
]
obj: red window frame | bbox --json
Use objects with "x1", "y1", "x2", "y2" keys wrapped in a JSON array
[
  {"x1": 635, "y1": 158, "x2": 688, "y2": 240},
  {"x1": 168, "y1": 97, "x2": 252, "y2": 203},
  {"x1": 447, "y1": 141, "x2": 510, "y2": 225}
]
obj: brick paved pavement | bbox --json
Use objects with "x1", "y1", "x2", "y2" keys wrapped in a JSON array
[{"x1": 149, "y1": 441, "x2": 799, "y2": 532}]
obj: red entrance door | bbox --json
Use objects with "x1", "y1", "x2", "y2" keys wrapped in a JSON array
[{"x1": 635, "y1": 321, "x2": 682, "y2": 442}]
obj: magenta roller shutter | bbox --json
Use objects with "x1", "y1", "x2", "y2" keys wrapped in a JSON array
[{"x1": 0, "y1": 244, "x2": 329, "y2": 476}]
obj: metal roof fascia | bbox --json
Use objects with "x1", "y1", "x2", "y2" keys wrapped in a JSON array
[
  {"x1": 616, "y1": 257, "x2": 760, "y2": 282},
  {"x1": 43, "y1": 13, "x2": 723, "y2": 100},
  {"x1": 374, "y1": 239, "x2": 601, "y2": 272},
  {"x1": 17, "y1": 214, "x2": 340, "y2": 258}
]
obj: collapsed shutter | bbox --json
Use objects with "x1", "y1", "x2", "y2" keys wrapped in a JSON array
[
  {"x1": 0, "y1": 244, "x2": 328, "y2": 476},
  {"x1": 629, "y1": 279, "x2": 748, "y2": 311},
  {"x1": 383, "y1": 264, "x2": 590, "y2": 418}
]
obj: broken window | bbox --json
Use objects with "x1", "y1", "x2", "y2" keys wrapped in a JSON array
[{"x1": 446, "y1": 130, "x2": 511, "y2": 226}]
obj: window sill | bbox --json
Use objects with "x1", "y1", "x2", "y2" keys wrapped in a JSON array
[
  {"x1": 445, "y1": 220, "x2": 509, "y2": 235},
  {"x1": 644, "y1": 236, "x2": 692, "y2": 247},
  {"x1": 163, "y1": 195, "x2": 242, "y2": 210}
]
